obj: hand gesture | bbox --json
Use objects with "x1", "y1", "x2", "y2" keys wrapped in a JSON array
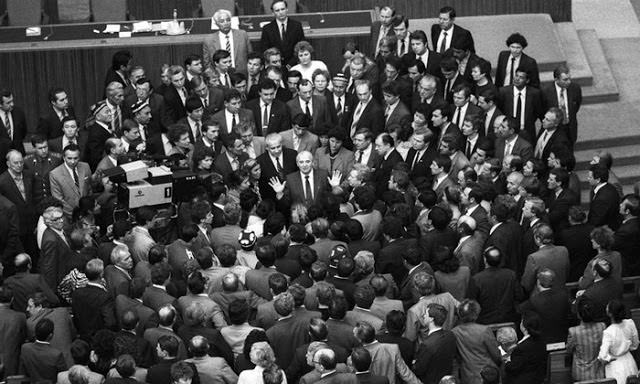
[
  {"x1": 268, "y1": 177, "x2": 286, "y2": 194},
  {"x1": 327, "y1": 170, "x2": 342, "y2": 188},
  {"x1": 136, "y1": 143, "x2": 146, "y2": 152}
]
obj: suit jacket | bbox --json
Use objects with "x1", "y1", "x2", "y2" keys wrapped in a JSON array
[
  {"x1": 485, "y1": 220, "x2": 523, "y2": 273},
  {"x1": 378, "y1": 238, "x2": 416, "y2": 285},
  {"x1": 468, "y1": 266, "x2": 521, "y2": 324},
  {"x1": 362, "y1": 341, "x2": 420, "y2": 384},
  {"x1": 0, "y1": 170, "x2": 35, "y2": 236},
  {"x1": 328, "y1": 92, "x2": 356, "y2": 129},
  {"x1": 48, "y1": 134, "x2": 87, "y2": 156},
  {"x1": 142, "y1": 286, "x2": 177, "y2": 312},
  {"x1": 85, "y1": 122, "x2": 117, "y2": 170},
  {"x1": 519, "y1": 288, "x2": 569, "y2": 344},
  {"x1": 0, "y1": 305, "x2": 27, "y2": 376},
  {"x1": 385, "y1": 101, "x2": 411, "y2": 131},
  {"x1": 414, "y1": 329, "x2": 457, "y2": 384},
  {"x1": 49, "y1": 162, "x2": 91, "y2": 217},
  {"x1": 504, "y1": 337, "x2": 547, "y2": 384},
  {"x1": 430, "y1": 23, "x2": 476, "y2": 53},
  {"x1": 124, "y1": 93, "x2": 167, "y2": 133},
  {"x1": 37, "y1": 106, "x2": 76, "y2": 139},
  {"x1": 402, "y1": 50, "x2": 442, "y2": 80},
  {"x1": 369, "y1": 20, "x2": 395, "y2": 55},
  {"x1": 203, "y1": 29, "x2": 251, "y2": 73},
  {"x1": 26, "y1": 307, "x2": 76, "y2": 367},
  {"x1": 405, "y1": 144, "x2": 438, "y2": 189},
  {"x1": 559, "y1": 223, "x2": 596, "y2": 282},
  {"x1": 454, "y1": 232, "x2": 485, "y2": 275},
  {"x1": 104, "y1": 265, "x2": 132, "y2": 299},
  {"x1": 245, "y1": 267, "x2": 279, "y2": 300},
  {"x1": 213, "y1": 151, "x2": 249, "y2": 181},
  {"x1": 521, "y1": 245, "x2": 570, "y2": 294},
  {"x1": 211, "y1": 108, "x2": 254, "y2": 137},
  {"x1": 614, "y1": 217, "x2": 640, "y2": 276},
  {"x1": 495, "y1": 51, "x2": 540, "y2": 88},
  {"x1": 344, "y1": 307, "x2": 384, "y2": 332},
  {"x1": 72, "y1": 284, "x2": 117, "y2": 337},
  {"x1": 451, "y1": 323, "x2": 502, "y2": 384},
  {"x1": 317, "y1": 371, "x2": 358, "y2": 384},
  {"x1": 498, "y1": 85, "x2": 544, "y2": 142},
  {"x1": 580, "y1": 277, "x2": 624, "y2": 323},
  {"x1": 20, "y1": 341, "x2": 67, "y2": 382},
  {"x1": 433, "y1": 175, "x2": 456, "y2": 201},
  {"x1": 373, "y1": 149, "x2": 403, "y2": 198},
  {"x1": 281, "y1": 129, "x2": 319, "y2": 153},
  {"x1": 163, "y1": 85, "x2": 188, "y2": 125},
  {"x1": 260, "y1": 18, "x2": 306, "y2": 65},
  {"x1": 355, "y1": 372, "x2": 388, "y2": 384},
  {"x1": 0, "y1": 107, "x2": 27, "y2": 154},
  {"x1": 127, "y1": 226, "x2": 156, "y2": 264},
  {"x1": 257, "y1": 148, "x2": 298, "y2": 202},
  {"x1": 534, "y1": 128, "x2": 570, "y2": 161},
  {"x1": 588, "y1": 183, "x2": 620, "y2": 230},
  {"x1": 547, "y1": 188, "x2": 579, "y2": 235},
  {"x1": 494, "y1": 135, "x2": 533, "y2": 163},
  {"x1": 4, "y1": 272, "x2": 60, "y2": 313},
  {"x1": 287, "y1": 95, "x2": 332, "y2": 132},
  {"x1": 314, "y1": 146, "x2": 354, "y2": 180},
  {"x1": 266, "y1": 315, "x2": 311, "y2": 369},
  {"x1": 542, "y1": 82, "x2": 582, "y2": 144},
  {"x1": 143, "y1": 328, "x2": 188, "y2": 360},
  {"x1": 40, "y1": 227, "x2": 74, "y2": 291},
  {"x1": 345, "y1": 98, "x2": 385, "y2": 137},
  {"x1": 245, "y1": 98, "x2": 291, "y2": 135},
  {"x1": 115, "y1": 295, "x2": 158, "y2": 335}
]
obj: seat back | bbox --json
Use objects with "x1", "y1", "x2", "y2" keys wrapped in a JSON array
[
  {"x1": 6, "y1": 0, "x2": 42, "y2": 26},
  {"x1": 201, "y1": 0, "x2": 235, "y2": 17},
  {"x1": 573, "y1": 379, "x2": 617, "y2": 384},
  {"x1": 57, "y1": 0, "x2": 91, "y2": 23},
  {"x1": 547, "y1": 349, "x2": 571, "y2": 384},
  {"x1": 91, "y1": 0, "x2": 127, "y2": 22}
]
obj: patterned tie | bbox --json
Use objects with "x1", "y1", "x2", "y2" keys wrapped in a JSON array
[
  {"x1": 509, "y1": 57, "x2": 516, "y2": 85},
  {"x1": 276, "y1": 157, "x2": 284, "y2": 180},
  {"x1": 336, "y1": 97, "x2": 343, "y2": 116},
  {"x1": 3, "y1": 112, "x2": 11, "y2": 140},
  {"x1": 73, "y1": 168, "x2": 79, "y2": 189},
  {"x1": 225, "y1": 34, "x2": 231, "y2": 53},
  {"x1": 203, "y1": 97, "x2": 209, "y2": 108},
  {"x1": 559, "y1": 90, "x2": 569, "y2": 124},
  {"x1": 113, "y1": 107, "x2": 121, "y2": 135},
  {"x1": 196, "y1": 121, "x2": 202, "y2": 140},
  {"x1": 439, "y1": 31, "x2": 448, "y2": 53}
]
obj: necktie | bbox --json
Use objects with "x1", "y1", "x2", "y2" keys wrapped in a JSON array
[
  {"x1": 400, "y1": 40, "x2": 406, "y2": 55},
  {"x1": 509, "y1": 57, "x2": 516, "y2": 85},
  {"x1": 304, "y1": 175, "x2": 312, "y2": 202},
  {"x1": 140, "y1": 125, "x2": 147, "y2": 142},
  {"x1": 231, "y1": 158, "x2": 239, "y2": 171},
  {"x1": 276, "y1": 157, "x2": 284, "y2": 179},
  {"x1": 3, "y1": 112, "x2": 11, "y2": 140},
  {"x1": 262, "y1": 105, "x2": 269, "y2": 135},
  {"x1": 412, "y1": 151, "x2": 420, "y2": 170},
  {"x1": 385, "y1": 105, "x2": 391, "y2": 121},
  {"x1": 196, "y1": 121, "x2": 201, "y2": 140},
  {"x1": 225, "y1": 34, "x2": 231, "y2": 53},
  {"x1": 281, "y1": 23, "x2": 286, "y2": 40},
  {"x1": 559, "y1": 90, "x2": 569, "y2": 124},
  {"x1": 439, "y1": 31, "x2": 448, "y2": 53},
  {"x1": 225, "y1": 73, "x2": 231, "y2": 87},
  {"x1": 348, "y1": 81, "x2": 355, "y2": 95},
  {"x1": 251, "y1": 76, "x2": 258, "y2": 88},
  {"x1": 357, "y1": 150, "x2": 364, "y2": 163},
  {"x1": 232, "y1": 114, "x2": 238, "y2": 130},
  {"x1": 444, "y1": 79, "x2": 450, "y2": 100},
  {"x1": 113, "y1": 107, "x2": 121, "y2": 134},
  {"x1": 336, "y1": 97, "x2": 343, "y2": 116},
  {"x1": 454, "y1": 107, "x2": 462, "y2": 127},
  {"x1": 73, "y1": 168, "x2": 79, "y2": 188},
  {"x1": 466, "y1": 140, "x2": 472, "y2": 159},
  {"x1": 504, "y1": 140, "x2": 512, "y2": 158},
  {"x1": 351, "y1": 103, "x2": 363, "y2": 137},
  {"x1": 305, "y1": 101, "x2": 311, "y2": 118},
  {"x1": 537, "y1": 131, "x2": 549, "y2": 158},
  {"x1": 203, "y1": 97, "x2": 209, "y2": 108},
  {"x1": 515, "y1": 92, "x2": 523, "y2": 128}
]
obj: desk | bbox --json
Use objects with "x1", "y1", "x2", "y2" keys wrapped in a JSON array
[{"x1": 0, "y1": 10, "x2": 372, "y2": 133}]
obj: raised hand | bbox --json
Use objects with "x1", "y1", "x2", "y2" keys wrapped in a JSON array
[
  {"x1": 268, "y1": 177, "x2": 286, "y2": 194},
  {"x1": 327, "y1": 170, "x2": 342, "y2": 188}
]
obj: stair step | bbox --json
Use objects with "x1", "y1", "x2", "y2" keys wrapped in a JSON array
[
  {"x1": 574, "y1": 144, "x2": 640, "y2": 170},
  {"x1": 575, "y1": 135, "x2": 640, "y2": 152},
  {"x1": 577, "y1": 29, "x2": 620, "y2": 104},
  {"x1": 553, "y1": 23, "x2": 594, "y2": 85}
]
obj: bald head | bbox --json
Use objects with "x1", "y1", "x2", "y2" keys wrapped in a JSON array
[
  {"x1": 222, "y1": 273, "x2": 239, "y2": 292},
  {"x1": 189, "y1": 335, "x2": 209, "y2": 357},
  {"x1": 14, "y1": 253, "x2": 31, "y2": 272}
]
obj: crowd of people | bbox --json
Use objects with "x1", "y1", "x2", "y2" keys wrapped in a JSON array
[{"x1": 0, "y1": 1, "x2": 640, "y2": 384}]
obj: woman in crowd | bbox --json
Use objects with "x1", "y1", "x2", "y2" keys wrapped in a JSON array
[
  {"x1": 598, "y1": 300, "x2": 639, "y2": 384},
  {"x1": 290, "y1": 41, "x2": 329, "y2": 82},
  {"x1": 504, "y1": 312, "x2": 547, "y2": 384},
  {"x1": 312, "y1": 69, "x2": 332, "y2": 99},
  {"x1": 192, "y1": 146, "x2": 215, "y2": 179},
  {"x1": 314, "y1": 127, "x2": 354, "y2": 181},
  {"x1": 579, "y1": 226, "x2": 622, "y2": 289},
  {"x1": 470, "y1": 59, "x2": 496, "y2": 100},
  {"x1": 567, "y1": 298, "x2": 606, "y2": 381},
  {"x1": 237, "y1": 341, "x2": 287, "y2": 384},
  {"x1": 433, "y1": 245, "x2": 470, "y2": 301}
]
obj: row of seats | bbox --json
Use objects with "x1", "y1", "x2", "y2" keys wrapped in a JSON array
[{"x1": 0, "y1": 0, "x2": 310, "y2": 27}]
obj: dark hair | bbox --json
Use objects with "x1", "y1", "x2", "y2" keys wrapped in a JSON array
[
  {"x1": 112, "y1": 50, "x2": 132, "y2": 71},
  {"x1": 35, "y1": 318, "x2": 54, "y2": 341},
  {"x1": 350, "y1": 347, "x2": 372, "y2": 372},
  {"x1": 506, "y1": 32, "x2": 528, "y2": 48},
  {"x1": 608, "y1": 299, "x2": 627, "y2": 323},
  {"x1": 229, "y1": 299, "x2": 250, "y2": 325}
]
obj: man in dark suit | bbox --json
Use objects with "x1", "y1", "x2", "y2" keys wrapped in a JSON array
[
  {"x1": 378, "y1": 216, "x2": 416, "y2": 285},
  {"x1": 579, "y1": 259, "x2": 623, "y2": 323},
  {"x1": 438, "y1": 56, "x2": 470, "y2": 103},
  {"x1": 37, "y1": 87, "x2": 76, "y2": 139},
  {"x1": 533, "y1": 108, "x2": 571, "y2": 162},
  {"x1": 373, "y1": 133, "x2": 403, "y2": 198},
  {"x1": 559, "y1": 208, "x2": 596, "y2": 282},
  {"x1": 213, "y1": 133, "x2": 249, "y2": 181},
  {"x1": 403, "y1": 30, "x2": 442, "y2": 80},
  {"x1": 257, "y1": 132, "x2": 298, "y2": 203},
  {"x1": 351, "y1": 128, "x2": 381, "y2": 171},
  {"x1": 498, "y1": 68, "x2": 544, "y2": 143},
  {"x1": 245, "y1": 241, "x2": 281, "y2": 300},
  {"x1": 104, "y1": 50, "x2": 131, "y2": 88},
  {"x1": 345, "y1": 81, "x2": 385, "y2": 141},
  {"x1": 0, "y1": 286, "x2": 27, "y2": 377},
  {"x1": 485, "y1": 198, "x2": 523, "y2": 273},
  {"x1": 405, "y1": 127, "x2": 437, "y2": 190},
  {"x1": 104, "y1": 244, "x2": 133, "y2": 299},
  {"x1": 124, "y1": 78, "x2": 168, "y2": 135},
  {"x1": 495, "y1": 33, "x2": 540, "y2": 88},
  {"x1": 115, "y1": 277, "x2": 159, "y2": 336},
  {"x1": 40, "y1": 206, "x2": 74, "y2": 291},
  {"x1": 381, "y1": 56, "x2": 413, "y2": 110},
  {"x1": 4, "y1": 253, "x2": 59, "y2": 312},
  {"x1": 542, "y1": 64, "x2": 582, "y2": 145},
  {"x1": 24, "y1": 135, "x2": 63, "y2": 206},
  {"x1": 431, "y1": 5, "x2": 475, "y2": 54},
  {"x1": 414, "y1": 303, "x2": 456, "y2": 384},
  {"x1": 116, "y1": 310, "x2": 155, "y2": 368},
  {"x1": 85, "y1": 102, "x2": 117, "y2": 170},
  {"x1": 328, "y1": 74, "x2": 355, "y2": 129},
  {"x1": 0, "y1": 89, "x2": 27, "y2": 154},
  {"x1": 382, "y1": 81, "x2": 411, "y2": 132},
  {"x1": 19, "y1": 318, "x2": 67, "y2": 382},
  {"x1": 272, "y1": 150, "x2": 330, "y2": 210},
  {"x1": 587, "y1": 164, "x2": 621, "y2": 230},
  {"x1": 72, "y1": 259, "x2": 117, "y2": 338},
  {"x1": 245, "y1": 79, "x2": 291, "y2": 136},
  {"x1": 260, "y1": 0, "x2": 305, "y2": 66},
  {"x1": 0, "y1": 150, "x2": 37, "y2": 263},
  {"x1": 547, "y1": 168, "x2": 580, "y2": 236},
  {"x1": 450, "y1": 84, "x2": 482, "y2": 130},
  {"x1": 163, "y1": 66, "x2": 189, "y2": 125},
  {"x1": 48, "y1": 116, "x2": 86, "y2": 155},
  {"x1": 614, "y1": 194, "x2": 640, "y2": 276},
  {"x1": 477, "y1": 88, "x2": 503, "y2": 141},
  {"x1": 519, "y1": 269, "x2": 569, "y2": 344},
  {"x1": 190, "y1": 77, "x2": 223, "y2": 123},
  {"x1": 142, "y1": 263, "x2": 178, "y2": 312},
  {"x1": 211, "y1": 88, "x2": 254, "y2": 138},
  {"x1": 287, "y1": 80, "x2": 332, "y2": 134},
  {"x1": 370, "y1": 6, "x2": 395, "y2": 56},
  {"x1": 176, "y1": 97, "x2": 205, "y2": 144}
]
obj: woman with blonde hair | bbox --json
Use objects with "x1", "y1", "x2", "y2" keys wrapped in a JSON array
[{"x1": 237, "y1": 341, "x2": 287, "y2": 384}]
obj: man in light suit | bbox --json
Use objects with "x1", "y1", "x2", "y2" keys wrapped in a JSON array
[
  {"x1": 0, "y1": 286, "x2": 27, "y2": 377},
  {"x1": 245, "y1": 240, "x2": 280, "y2": 300},
  {"x1": 542, "y1": 64, "x2": 582, "y2": 145},
  {"x1": 521, "y1": 223, "x2": 570, "y2": 296},
  {"x1": 493, "y1": 116, "x2": 533, "y2": 163},
  {"x1": 370, "y1": 6, "x2": 396, "y2": 56},
  {"x1": 49, "y1": 144, "x2": 91, "y2": 218},
  {"x1": 260, "y1": 0, "x2": 306, "y2": 66},
  {"x1": 382, "y1": 81, "x2": 411, "y2": 132},
  {"x1": 430, "y1": 155, "x2": 456, "y2": 201},
  {"x1": 212, "y1": 89, "x2": 254, "y2": 138},
  {"x1": 237, "y1": 123, "x2": 266, "y2": 159},
  {"x1": 287, "y1": 80, "x2": 331, "y2": 134},
  {"x1": 281, "y1": 113, "x2": 319, "y2": 153},
  {"x1": 203, "y1": 9, "x2": 252, "y2": 73},
  {"x1": 271, "y1": 150, "x2": 330, "y2": 209}
]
